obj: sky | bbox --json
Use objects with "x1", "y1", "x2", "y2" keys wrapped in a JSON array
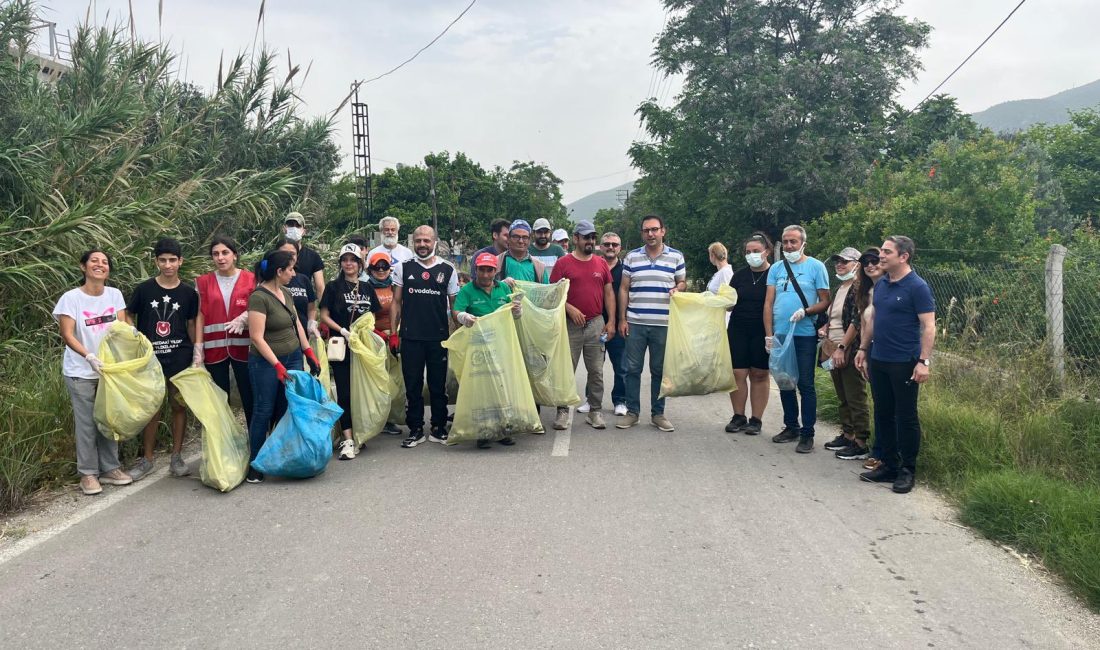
[{"x1": 33, "y1": 0, "x2": 1100, "y2": 204}]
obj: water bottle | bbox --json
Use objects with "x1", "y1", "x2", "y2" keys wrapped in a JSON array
[
  {"x1": 820, "y1": 358, "x2": 834, "y2": 372},
  {"x1": 599, "y1": 331, "x2": 609, "y2": 344}
]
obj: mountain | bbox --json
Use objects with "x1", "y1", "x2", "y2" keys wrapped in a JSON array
[
  {"x1": 566, "y1": 181, "x2": 635, "y2": 223},
  {"x1": 971, "y1": 77, "x2": 1100, "y2": 133}
]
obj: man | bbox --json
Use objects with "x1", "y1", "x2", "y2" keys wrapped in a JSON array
[
  {"x1": 597, "y1": 231, "x2": 628, "y2": 416},
  {"x1": 529, "y1": 217, "x2": 565, "y2": 279},
  {"x1": 124, "y1": 238, "x2": 199, "y2": 480},
  {"x1": 369, "y1": 215, "x2": 415, "y2": 266},
  {"x1": 469, "y1": 218, "x2": 511, "y2": 274},
  {"x1": 283, "y1": 211, "x2": 325, "y2": 300},
  {"x1": 764, "y1": 224, "x2": 830, "y2": 453},
  {"x1": 392, "y1": 226, "x2": 459, "y2": 448},
  {"x1": 855, "y1": 236, "x2": 936, "y2": 494},
  {"x1": 820, "y1": 247, "x2": 872, "y2": 459},
  {"x1": 549, "y1": 221, "x2": 616, "y2": 431},
  {"x1": 453, "y1": 252, "x2": 524, "y2": 448},
  {"x1": 616, "y1": 215, "x2": 686, "y2": 432},
  {"x1": 496, "y1": 219, "x2": 548, "y2": 284},
  {"x1": 552, "y1": 228, "x2": 570, "y2": 253}
]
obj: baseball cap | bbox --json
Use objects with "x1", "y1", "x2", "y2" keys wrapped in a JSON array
[
  {"x1": 367, "y1": 251, "x2": 391, "y2": 268},
  {"x1": 510, "y1": 219, "x2": 532, "y2": 234},
  {"x1": 474, "y1": 252, "x2": 500, "y2": 269},
  {"x1": 552, "y1": 228, "x2": 568, "y2": 241},
  {"x1": 828, "y1": 247, "x2": 861, "y2": 263},
  {"x1": 572, "y1": 220, "x2": 596, "y2": 236},
  {"x1": 532, "y1": 218, "x2": 552, "y2": 232},
  {"x1": 284, "y1": 211, "x2": 305, "y2": 227},
  {"x1": 338, "y1": 243, "x2": 363, "y2": 262}
]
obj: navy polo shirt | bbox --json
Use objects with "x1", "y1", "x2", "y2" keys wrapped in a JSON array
[{"x1": 870, "y1": 271, "x2": 935, "y2": 362}]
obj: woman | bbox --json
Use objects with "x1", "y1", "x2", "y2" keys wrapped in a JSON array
[
  {"x1": 848, "y1": 248, "x2": 887, "y2": 470},
  {"x1": 724, "y1": 232, "x2": 773, "y2": 435},
  {"x1": 320, "y1": 244, "x2": 381, "y2": 459},
  {"x1": 53, "y1": 249, "x2": 134, "y2": 495},
  {"x1": 276, "y1": 237, "x2": 320, "y2": 339},
  {"x1": 194, "y1": 236, "x2": 255, "y2": 427},
  {"x1": 707, "y1": 242, "x2": 735, "y2": 327},
  {"x1": 365, "y1": 251, "x2": 402, "y2": 435},
  {"x1": 246, "y1": 249, "x2": 323, "y2": 483}
]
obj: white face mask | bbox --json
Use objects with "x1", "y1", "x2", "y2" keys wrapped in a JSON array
[
  {"x1": 382, "y1": 235, "x2": 398, "y2": 248},
  {"x1": 285, "y1": 227, "x2": 303, "y2": 242},
  {"x1": 415, "y1": 242, "x2": 437, "y2": 261},
  {"x1": 836, "y1": 270, "x2": 856, "y2": 281},
  {"x1": 782, "y1": 245, "x2": 804, "y2": 264},
  {"x1": 744, "y1": 252, "x2": 765, "y2": 268}
]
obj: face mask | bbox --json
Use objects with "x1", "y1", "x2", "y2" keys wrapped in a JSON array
[
  {"x1": 744, "y1": 253, "x2": 765, "y2": 268},
  {"x1": 836, "y1": 270, "x2": 856, "y2": 281},
  {"x1": 782, "y1": 246, "x2": 804, "y2": 264},
  {"x1": 382, "y1": 235, "x2": 398, "y2": 248},
  {"x1": 415, "y1": 243, "x2": 437, "y2": 261},
  {"x1": 285, "y1": 227, "x2": 303, "y2": 242}
]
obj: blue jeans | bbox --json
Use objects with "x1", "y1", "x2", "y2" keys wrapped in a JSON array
[
  {"x1": 604, "y1": 334, "x2": 627, "y2": 407},
  {"x1": 623, "y1": 323, "x2": 668, "y2": 416},
  {"x1": 247, "y1": 349, "x2": 303, "y2": 462},
  {"x1": 778, "y1": 335, "x2": 818, "y2": 437}
]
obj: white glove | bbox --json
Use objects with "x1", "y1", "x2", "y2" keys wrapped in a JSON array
[
  {"x1": 225, "y1": 312, "x2": 249, "y2": 335},
  {"x1": 339, "y1": 327, "x2": 352, "y2": 339},
  {"x1": 130, "y1": 326, "x2": 140, "y2": 337},
  {"x1": 307, "y1": 320, "x2": 321, "y2": 340},
  {"x1": 789, "y1": 308, "x2": 806, "y2": 323},
  {"x1": 456, "y1": 311, "x2": 477, "y2": 327},
  {"x1": 192, "y1": 346, "x2": 204, "y2": 367},
  {"x1": 85, "y1": 352, "x2": 104, "y2": 374},
  {"x1": 511, "y1": 302, "x2": 522, "y2": 319},
  {"x1": 764, "y1": 336, "x2": 777, "y2": 352}
]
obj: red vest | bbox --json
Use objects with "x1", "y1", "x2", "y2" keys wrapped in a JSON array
[{"x1": 197, "y1": 270, "x2": 255, "y2": 363}]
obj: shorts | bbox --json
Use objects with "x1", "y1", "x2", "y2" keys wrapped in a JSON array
[{"x1": 728, "y1": 321, "x2": 769, "y2": 370}]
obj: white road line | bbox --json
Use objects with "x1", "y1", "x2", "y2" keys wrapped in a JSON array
[
  {"x1": 0, "y1": 451, "x2": 202, "y2": 566},
  {"x1": 551, "y1": 427, "x2": 571, "y2": 457}
]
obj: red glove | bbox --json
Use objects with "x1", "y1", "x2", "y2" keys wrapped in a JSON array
[
  {"x1": 303, "y1": 347, "x2": 321, "y2": 376},
  {"x1": 388, "y1": 333, "x2": 400, "y2": 354},
  {"x1": 274, "y1": 362, "x2": 289, "y2": 383},
  {"x1": 373, "y1": 328, "x2": 386, "y2": 341}
]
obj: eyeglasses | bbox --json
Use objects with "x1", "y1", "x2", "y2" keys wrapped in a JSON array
[
  {"x1": 641, "y1": 227, "x2": 661, "y2": 234},
  {"x1": 602, "y1": 242, "x2": 621, "y2": 247}
]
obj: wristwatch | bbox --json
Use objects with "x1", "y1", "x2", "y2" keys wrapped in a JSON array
[
  {"x1": 838, "y1": 344, "x2": 846, "y2": 350},
  {"x1": 918, "y1": 358, "x2": 931, "y2": 367}
]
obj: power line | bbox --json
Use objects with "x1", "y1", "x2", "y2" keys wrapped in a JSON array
[
  {"x1": 562, "y1": 169, "x2": 634, "y2": 184},
  {"x1": 913, "y1": 0, "x2": 1028, "y2": 109},
  {"x1": 360, "y1": 0, "x2": 477, "y2": 86}
]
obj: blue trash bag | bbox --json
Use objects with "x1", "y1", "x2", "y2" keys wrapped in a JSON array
[
  {"x1": 769, "y1": 330, "x2": 799, "y2": 391},
  {"x1": 252, "y1": 370, "x2": 343, "y2": 479}
]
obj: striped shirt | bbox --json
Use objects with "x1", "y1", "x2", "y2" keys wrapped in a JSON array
[{"x1": 622, "y1": 245, "x2": 686, "y2": 326}]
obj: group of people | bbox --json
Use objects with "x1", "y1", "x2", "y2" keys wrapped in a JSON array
[{"x1": 54, "y1": 210, "x2": 935, "y2": 497}]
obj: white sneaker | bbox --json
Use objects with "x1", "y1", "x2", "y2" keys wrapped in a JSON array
[
  {"x1": 338, "y1": 439, "x2": 357, "y2": 460},
  {"x1": 576, "y1": 403, "x2": 590, "y2": 414},
  {"x1": 614, "y1": 404, "x2": 628, "y2": 416}
]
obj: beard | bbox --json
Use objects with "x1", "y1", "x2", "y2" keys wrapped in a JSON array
[{"x1": 382, "y1": 235, "x2": 398, "y2": 248}]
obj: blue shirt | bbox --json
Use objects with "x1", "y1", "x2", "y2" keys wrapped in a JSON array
[
  {"x1": 870, "y1": 271, "x2": 935, "y2": 362},
  {"x1": 767, "y1": 256, "x2": 829, "y2": 336}
]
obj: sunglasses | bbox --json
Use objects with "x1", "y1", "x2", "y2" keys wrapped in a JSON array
[
  {"x1": 369, "y1": 264, "x2": 391, "y2": 271},
  {"x1": 602, "y1": 242, "x2": 621, "y2": 247},
  {"x1": 861, "y1": 259, "x2": 880, "y2": 267}
]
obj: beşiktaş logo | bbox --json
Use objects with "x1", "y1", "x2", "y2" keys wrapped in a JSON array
[
  {"x1": 436, "y1": 272, "x2": 445, "y2": 284},
  {"x1": 150, "y1": 295, "x2": 181, "y2": 337}
]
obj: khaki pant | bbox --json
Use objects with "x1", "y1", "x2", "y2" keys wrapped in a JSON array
[
  {"x1": 567, "y1": 315, "x2": 605, "y2": 411},
  {"x1": 830, "y1": 363, "x2": 871, "y2": 441}
]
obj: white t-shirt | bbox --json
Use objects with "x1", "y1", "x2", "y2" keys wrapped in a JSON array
[
  {"x1": 53, "y1": 286, "x2": 127, "y2": 379},
  {"x1": 707, "y1": 265, "x2": 735, "y2": 326},
  {"x1": 215, "y1": 270, "x2": 240, "y2": 313},
  {"x1": 368, "y1": 243, "x2": 415, "y2": 265}
]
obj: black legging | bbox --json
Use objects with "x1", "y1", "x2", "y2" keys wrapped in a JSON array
[
  {"x1": 207, "y1": 357, "x2": 253, "y2": 428},
  {"x1": 330, "y1": 358, "x2": 353, "y2": 431}
]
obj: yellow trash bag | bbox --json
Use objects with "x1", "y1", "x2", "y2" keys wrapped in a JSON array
[
  {"x1": 659, "y1": 284, "x2": 738, "y2": 398},
  {"x1": 171, "y1": 367, "x2": 248, "y2": 492},
  {"x1": 311, "y1": 336, "x2": 334, "y2": 400},
  {"x1": 93, "y1": 322, "x2": 165, "y2": 441},
  {"x1": 386, "y1": 355, "x2": 406, "y2": 425},
  {"x1": 443, "y1": 304, "x2": 543, "y2": 443},
  {"x1": 513, "y1": 280, "x2": 581, "y2": 407},
  {"x1": 348, "y1": 314, "x2": 391, "y2": 446}
]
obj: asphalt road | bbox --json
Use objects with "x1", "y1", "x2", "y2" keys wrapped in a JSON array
[{"x1": 2, "y1": 361, "x2": 1097, "y2": 649}]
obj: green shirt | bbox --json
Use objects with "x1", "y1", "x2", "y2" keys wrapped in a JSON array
[
  {"x1": 247, "y1": 286, "x2": 300, "y2": 357},
  {"x1": 453, "y1": 280, "x2": 513, "y2": 318},
  {"x1": 499, "y1": 254, "x2": 547, "y2": 284},
  {"x1": 529, "y1": 243, "x2": 566, "y2": 276}
]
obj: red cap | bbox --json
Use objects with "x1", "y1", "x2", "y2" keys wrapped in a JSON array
[{"x1": 474, "y1": 252, "x2": 499, "y2": 269}]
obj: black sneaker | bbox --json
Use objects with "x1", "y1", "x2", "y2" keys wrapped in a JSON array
[
  {"x1": 246, "y1": 468, "x2": 264, "y2": 484},
  {"x1": 772, "y1": 427, "x2": 800, "y2": 443},
  {"x1": 835, "y1": 443, "x2": 870, "y2": 460},
  {"x1": 428, "y1": 426, "x2": 448, "y2": 444},
  {"x1": 892, "y1": 468, "x2": 916, "y2": 494},
  {"x1": 402, "y1": 428, "x2": 426, "y2": 448},
  {"x1": 795, "y1": 436, "x2": 814, "y2": 453},
  {"x1": 860, "y1": 465, "x2": 898, "y2": 483},
  {"x1": 382, "y1": 422, "x2": 402, "y2": 436},
  {"x1": 476, "y1": 439, "x2": 491, "y2": 449},
  {"x1": 725, "y1": 414, "x2": 748, "y2": 433},
  {"x1": 498, "y1": 437, "x2": 515, "y2": 446},
  {"x1": 743, "y1": 417, "x2": 762, "y2": 435},
  {"x1": 823, "y1": 435, "x2": 850, "y2": 451}
]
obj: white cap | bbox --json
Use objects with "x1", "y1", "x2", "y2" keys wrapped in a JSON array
[
  {"x1": 337, "y1": 243, "x2": 363, "y2": 262},
  {"x1": 532, "y1": 218, "x2": 552, "y2": 231},
  {"x1": 552, "y1": 228, "x2": 568, "y2": 242}
]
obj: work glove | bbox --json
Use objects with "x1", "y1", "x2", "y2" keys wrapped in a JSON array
[
  {"x1": 764, "y1": 336, "x2": 777, "y2": 352},
  {"x1": 304, "y1": 348, "x2": 322, "y2": 377},
  {"x1": 274, "y1": 362, "x2": 289, "y2": 383},
  {"x1": 511, "y1": 302, "x2": 522, "y2": 319},
  {"x1": 339, "y1": 327, "x2": 352, "y2": 340},
  {"x1": 85, "y1": 352, "x2": 104, "y2": 374},
  {"x1": 226, "y1": 312, "x2": 249, "y2": 335},
  {"x1": 192, "y1": 346, "x2": 204, "y2": 367},
  {"x1": 456, "y1": 311, "x2": 477, "y2": 328},
  {"x1": 789, "y1": 308, "x2": 806, "y2": 323},
  {"x1": 388, "y1": 333, "x2": 400, "y2": 355},
  {"x1": 307, "y1": 320, "x2": 321, "y2": 340}
]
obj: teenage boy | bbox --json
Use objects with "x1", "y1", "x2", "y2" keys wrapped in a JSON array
[{"x1": 125, "y1": 238, "x2": 199, "y2": 480}]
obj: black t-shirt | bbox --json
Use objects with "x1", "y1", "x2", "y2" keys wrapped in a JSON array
[
  {"x1": 286, "y1": 272, "x2": 316, "y2": 326},
  {"x1": 397, "y1": 259, "x2": 456, "y2": 341},
  {"x1": 603, "y1": 260, "x2": 623, "y2": 322},
  {"x1": 126, "y1": 278, "x2": 199, "y2": 376},
  {"x1": 321, "y1": 277, "x2": 380, "y2": 331},
  {"x1": 297, "y1": 245, "x2": 324, "y2": 279},
  {"x1": 728, "y1": 266, "x2": 770, "y2": 329}
]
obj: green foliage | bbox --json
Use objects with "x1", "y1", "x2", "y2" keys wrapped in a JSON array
[
  {"x1": 1025, "y1": 109, "x2": 1100, "y2": 225},
  {"x1": 883, "y1": 95, "x2": 981, "y2": 164}
]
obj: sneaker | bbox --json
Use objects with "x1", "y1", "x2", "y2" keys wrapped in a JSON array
[
  {"x1": 586, "y1": 411, "x2": 606, "y2": 429},
  {"x1": 577, "y1": 403, "x2": 591, "y2": 414},
  {"x1": 859, "y1": 465, "x2": 898, "y2": 483},
  {"x1": 169, "y1": 453, "x2": 190, "y2": 477},
  {"x1": 382, "y1": 422, "x2": 402, "y2": 436},
  {"x1": 795, "y1": 436, "x2": 814, "y2": 453},
  {"x1": 823, "y1": 435, "x2": 851, "y2": 451},
  {"x1": 892, "y1": 468, "x2": 916, "y2": 494},
  {"x1": 743, "y1": 417, "x2": 762, "y2": 435},
  {"x1": 613, "y1": 403, "x2": 628, "y2": 416},
  {"x1": 128, "y1": 457, "x2": 155, "y2": 482},
  {"x1": 863, "y1": 457, "x2": 883, "y2": 471},
  {"x1": 771, "y1": 427, "x2": 800, "y2": 443},
  {"x1": 80, "y1": 475, "x2": 102, "y2": 496},
  {"x1": 477, "y1": 439, "x2": 492, "y2": 449},
  {"x1": 553, "y1": 408, "x2": 571, "y2": 430},
  {"x1": 725, "y1": 414, "x2": 748, "y2": 433},
  {"x1": 498, "y1": 437, "x2": 516, "y2": 446},
  {"x1": 652, "y1": 414, "x2": 675, "y2": 432},
  {"x1": 835, "y1": 443, "x2": 870, "y2": 460},
  {"x1": 99, "y1": 468, "x2": 133, "y2": 486},
  {"x1": 616, "y1": 412, "x2": 640, "y2": 429},
  {"x1": 428, "y1": 426, "x2": 448, "y2": 444},
  {"x1": 246, "y1": 468, "x2": 264, "y2": 483},
  {"x1": 338, "y1": 439, "x2": 357, "y2": 460},
  {"x1": 402, "y1": 428, "x2": 427, "y2": 448}
]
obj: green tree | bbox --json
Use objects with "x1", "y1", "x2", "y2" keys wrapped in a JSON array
[
  {"x1": 1025, "y1": 109, "x2": 1100, "y2": 226},
  {"x1": 884, "y1": 95, "x2": 981, "y2": 164}
]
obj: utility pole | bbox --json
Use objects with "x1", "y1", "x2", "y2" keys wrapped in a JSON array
[
  {"x1": 428, "y1": 165, "x2": 439, "y2": 235},
  {"x1": 616, "y1": 188, "x2": 631, "y2": 206}
]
